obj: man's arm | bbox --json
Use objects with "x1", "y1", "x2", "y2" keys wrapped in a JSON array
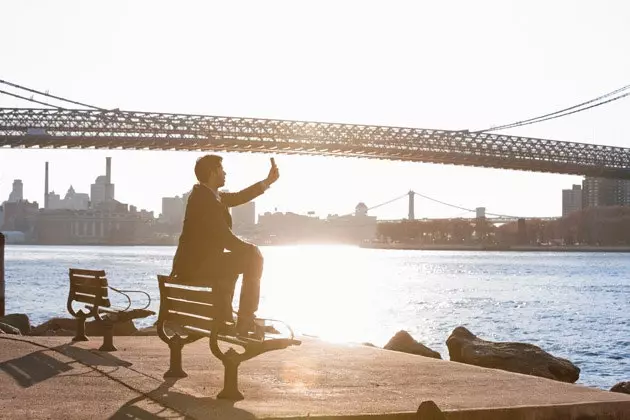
[
  {"x1": 205, "y1": 202, "x2": 255, "y2": 252},
  {"x1": 219, "y1": 181, "x2": 269, "y2": 208},
  {"x1": 220, "y1": 157, "x2": 280, "y2": 208}
]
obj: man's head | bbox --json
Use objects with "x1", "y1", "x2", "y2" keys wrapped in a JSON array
[{"x1": 195, "y1": 154, "x2": 225, "y2": 188}]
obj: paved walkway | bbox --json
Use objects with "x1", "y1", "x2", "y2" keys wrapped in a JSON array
[{"x1": 1, "y1": 335, "x2": 629, "y2": 419}]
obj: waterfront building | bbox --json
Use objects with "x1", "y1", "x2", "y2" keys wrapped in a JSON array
[
  {"x1": 1, "y1": 200, "x2": 39, "y2": 233},
  {"x1": 47, "y1": 186, "x2": 90, "y2": 210},
  {"x1": 90, "y1": 157, "x2": 115, "y2": 208},
  {"x1": 7, "y1": 180, "x2": 23, "y2": 202},
  {"x1": 582, "y1": 177, "x2": 630, "y2": 209},
  {"x1": 562, "y1": 184, "x2": 582, "y2": 216},
  {"x1": 232, "y1": 201, "x2": 256, "y2": 234},
  {"x1": 35, "y1": 205, "x2": 154, "y2": 245},
  {"x1": 161, "y1": 196, "x2": 186, "y2": 225}
]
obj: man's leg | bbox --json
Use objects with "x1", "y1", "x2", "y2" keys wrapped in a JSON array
[
  {"x1": 192, "y1": 258, "x2": 241, "y2": 323},
  {"x1": 219, "y1": 246, "x2": 264, "y2": 334}
]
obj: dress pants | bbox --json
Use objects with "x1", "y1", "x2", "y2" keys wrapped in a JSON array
[{"x1": 191, "y1": 247, "x2": 263, "y2": 321}]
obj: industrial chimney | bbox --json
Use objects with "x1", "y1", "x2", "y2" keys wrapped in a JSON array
[
  {"x1": 106, "y1": 157, "x2": 112, "y2": 184},
  {"x1": 45, "y1": 161, "x2": 49, "y2": 209}
]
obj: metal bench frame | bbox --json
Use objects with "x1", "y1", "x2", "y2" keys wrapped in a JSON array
[
  {"x1": 157, "y1": 274, "x2": 301, "y2": 400},
  {"x1": 67, "y1": 268, "x2": 151, "y2": 351}
]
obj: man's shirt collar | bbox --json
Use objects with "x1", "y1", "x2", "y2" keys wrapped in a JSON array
[{"x1": 200, "y1": 183, "x2": 220, "y2": 202}]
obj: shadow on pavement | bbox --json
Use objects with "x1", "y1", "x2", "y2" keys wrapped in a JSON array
[
  {"x1": 0, "y1": 349, "x2": 73, "y2": 387},
  {"x1": 110, "y1": 379, "x2": 257, "y2": 420},
  {"x1": 0, "y1": 341, "x2": 132, "y2": 388}
]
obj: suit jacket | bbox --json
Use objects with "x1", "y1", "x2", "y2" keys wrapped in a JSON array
[{"x1": 171, "y1": 181, "x2": 267, "y2": 278}]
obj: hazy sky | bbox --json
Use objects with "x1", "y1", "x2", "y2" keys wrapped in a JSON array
[{"x1": 1, "y1": 1, "x2": 629, "y2": 220}]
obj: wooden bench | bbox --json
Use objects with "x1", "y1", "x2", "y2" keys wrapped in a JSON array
[
  {"x1": 157, "y1": 274, "x2": 301, "y2": 401},
  {"x1": 67, "y1": 268, "x2": 154, "y2": 351}
]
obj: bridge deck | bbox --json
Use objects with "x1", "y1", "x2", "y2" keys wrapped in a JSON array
[{"x1": 2, "y1": 107, "x2": 630, "y2": 179}]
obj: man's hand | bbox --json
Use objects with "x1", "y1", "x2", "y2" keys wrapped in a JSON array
[{"x1": 265, "y1": 157, "x2": 280, "y2": 185}]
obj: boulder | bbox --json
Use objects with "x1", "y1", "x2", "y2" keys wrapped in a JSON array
[
  {"x1": 0, "y1": 313, "x2": 31, "y2": 335},
  {"x1": 384, "y1": 330, "x2": 442, "y2": 359},
  {"x1": 133, "y1": 326, "x2": 158, "y2": 336},
  {"x1": 610, "y1": 381, "x2": 630, "y2": 394},
  {"x1": 0, "y1": 322, "x2": 21, "y2": 335},
  {"x1": 30, "y1": 317, "x2": 139, "y2": 336},
  {"x1": 446, "y1": 326, "x2": 580, "y2": 383}
]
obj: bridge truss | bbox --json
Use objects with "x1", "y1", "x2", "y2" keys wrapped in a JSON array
[{"x1": 2, "y1": 107, "x2": 630, "y2": 179}]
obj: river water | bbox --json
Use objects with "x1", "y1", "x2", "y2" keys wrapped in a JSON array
[{"x1": 3, "y1": 244, "x2": 628, "y2": 389}]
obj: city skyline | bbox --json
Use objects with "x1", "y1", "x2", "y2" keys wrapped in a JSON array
[
  {"x1": 0, "y1": 155, "x2": 580, "y2": 220},
  {"x1": 1, "y1": 1, "x2": 630, "y2": 220}
]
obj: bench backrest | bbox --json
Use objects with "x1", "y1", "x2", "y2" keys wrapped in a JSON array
[
  {"x1": 69, "y1": 268, "x2": 111, "y2": 308},
  {"x1": 157, "y1": 275, "x2": 222, "y2": 334}
]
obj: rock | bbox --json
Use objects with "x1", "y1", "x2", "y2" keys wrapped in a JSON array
[
  {"x1": 417, "y1": 400, "x2": 446, "y2": 420},
  {"x1": 610, "y1": 381, "x2": 630, "y2": 394},
  {"x1": 133, "y1": 326, "x2": 158, "y2": 336},
  {"x1": 0, "y1": 313, "x2": 31, "y2": 335},
  {"x1": 384, "y1": 330, "x2": 442, "y2": 359},
  {"x1": 0, "y1": 322, "x2": 21, "y2": 335},
  {"x1": 446, "y1": 326, "x2": 580, "y2": 383},
  {"x1": 29, "y1": 317, "x2": 139, "y2": 336}
]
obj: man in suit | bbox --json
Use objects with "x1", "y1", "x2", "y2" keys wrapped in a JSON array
[{"x1": 171, "y1": 154, "x2": 279, "y2": 336}]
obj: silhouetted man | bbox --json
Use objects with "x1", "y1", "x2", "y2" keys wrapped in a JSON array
[{"x1": 171, "y1": 154, "x2": 279, "y2": 335}]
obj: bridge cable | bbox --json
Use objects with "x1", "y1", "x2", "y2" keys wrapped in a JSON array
[
  {"x1": 0, "y1": 89, "x2": 65, "y2": 109},
  {"x1": 412, "y1": 191, "x2": 520, "y2": 219},
  {"x1": 336, "y1": 193, "x2": 409, "y2": 218},
  {"x1": 366, "y1": 193, "x2": 411, "y2": 212},
  {"x1": 0, "y1": 79, "x2": 105, "y2": 110},
  {"x1": 474, "y1": 83, "x2": 630, "y2": 133}
]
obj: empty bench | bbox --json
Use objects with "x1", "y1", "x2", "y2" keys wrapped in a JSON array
[
  {"x1": 67, "y1": 268, "x2": 154, "y2": 351},
  {"x1": 157, "y1": 274, "x2": 301, "y2": 401}
]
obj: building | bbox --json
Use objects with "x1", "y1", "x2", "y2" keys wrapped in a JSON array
[
  {"x1": 562, "y1": 184, "x2": 582, "y2": 216},
  {"x1": 161, "y1": 196, "x2": 186, "y2": 225},
  {"x1": 36, "y1": 207, "x2": 154, "y2": 245},
  {"x1": 47, "y1": 186, "x2": 90, "y2": 210},
  {"x1": 8, "y1": 180, "x2": 23, "y2": 202},
  {"x1": 582, "y1": 177, "x2": 630, "y2": 209},
  {"x1": 232, "y1": 201, "x2": 256, "y2": 233},
  {"x1": 1, "y1": 200, "x2": 39, "y2": 233},
  {"x1": 90, "y1": 157, "x2": 115, "y2": 207},
  {"x1": 256, "y1": 202, "x2": 377, "y2": 244}
]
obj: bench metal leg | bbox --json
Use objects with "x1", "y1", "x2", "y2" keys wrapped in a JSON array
[
  {"x1": 164, "y1": 335, "x2": 187, "y2": 378},
  {"x1": 72, "y1": 317, "x2": 89, "y2": 342},
  {"x1": 99, "y1": 323, "x2": 117, "y2": 352},
  {"x1": 217, "y1": 358, "x2": 244, "y2": 401}
]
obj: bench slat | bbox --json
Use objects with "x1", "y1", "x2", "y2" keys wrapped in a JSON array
[
  {"x1": 72, "y1": 292, "x2": 111, "y2": 307},
  {"x1": 167, "y1": 311, "x2": 213, "y2": 333},
  {"x1": 166, "y1": 298, "x2": 218, "y2": 319},
  {"x1": 163, "y1": 284, "x2": 215, "y2": 303},
  {"x1": 70, "y1": 268, "x2": 106, "y2": 277},
  {"x1": 70, "y1": 275, "x2": 108, "y2": 287},
  {"x1": 71, "y1": 284, "x2": 108, "y2": 297}
]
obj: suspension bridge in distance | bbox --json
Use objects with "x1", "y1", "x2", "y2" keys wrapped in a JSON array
[
  {"x1": 362, "y1": 190, "x2": 557, "y2": 224},
  {"x1": 2, "y1": 107, "x2": 630, "y2": 179}
]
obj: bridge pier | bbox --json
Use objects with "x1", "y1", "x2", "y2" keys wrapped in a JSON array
[{"x1": 408, "y1": 190, "x2": 415, "y2": 220}]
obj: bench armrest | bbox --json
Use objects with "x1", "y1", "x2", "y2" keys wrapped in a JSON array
[{"x1": 107, "y1": 286, "x2": 152, "y2": 311}]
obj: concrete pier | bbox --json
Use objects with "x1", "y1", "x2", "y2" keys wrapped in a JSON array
[{"x1": 1, "y1": 335, "x2": 629, "y2": 419}]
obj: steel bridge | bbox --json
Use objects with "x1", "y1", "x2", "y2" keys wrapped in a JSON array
[{"x1": 2, "y1": 107, "x2": 630, "y2": 179}]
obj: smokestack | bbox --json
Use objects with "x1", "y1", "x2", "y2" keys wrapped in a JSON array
[
  {"x1": 106, "y1": 157, "x2": 112, "y2": 184},
  {"x1": 45, "y1": 161, "x2": 49, "y2": 209}
]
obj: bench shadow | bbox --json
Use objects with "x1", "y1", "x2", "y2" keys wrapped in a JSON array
[
  {"x1": 110, "y1": 379, "x2": 257, "y2": 420},
  {"x1": 0, "y1": 349, "x2": 73, "y2": 388},
  {"x1": 0, "y1": 341, "x2": 132, "y2": 388}
]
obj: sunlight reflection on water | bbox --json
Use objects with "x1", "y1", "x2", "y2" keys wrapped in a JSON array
[{"x1": 4, "y1": 244, "x2": 629, "y2": 389}]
